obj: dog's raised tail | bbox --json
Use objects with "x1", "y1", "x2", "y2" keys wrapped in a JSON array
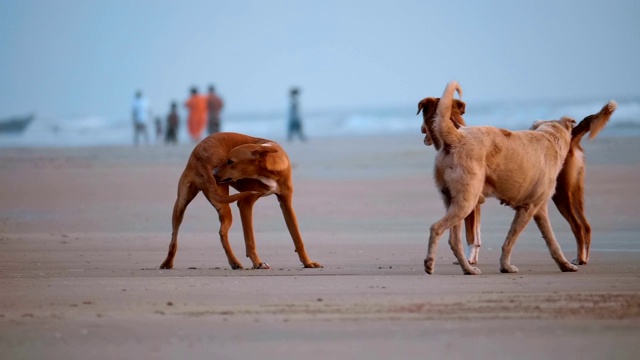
[
  {"x1": 435, "y1": 81, "x2": 463, "y2": 147},
  {"x1": 571, "y1": 100, "x2": 617, "y2": 143}
]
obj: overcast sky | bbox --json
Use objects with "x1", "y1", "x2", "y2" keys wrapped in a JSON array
[{"x1": 0, "y1": 0, "x2": 638, "y2": 120}]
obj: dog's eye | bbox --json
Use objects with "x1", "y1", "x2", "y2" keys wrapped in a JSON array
[{"x1": 227, "y1": 159, "x2": 234, "y2": 165}]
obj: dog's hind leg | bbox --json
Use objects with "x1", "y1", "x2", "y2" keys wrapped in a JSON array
[
  {"x1": 237, "y1": 193, "x2": 271, "y2": 269},
  {"x1": 463, "y1": 204, "x2": 482, "y2": 264},
  {"x1": 202, "y1": 184, "x2": 244, "y2": 270},
  {"x1": 160, "y1": 179, "x2": 199, "y2": 269},
  {"x1": 449, "y1": 220, "x2": 481, "y2": 275},
  {"x1": 454, "y1": 205, "x2": 481, "y2": 265},
  {"x1": 533, "y1": 206, "x2": 579, "y2": 272},
  {"x1": 576, "y1": 210, "x2": 592, "y2": 265},
  {"x1": 553, "y1": 192, "x2": 591, "y2": 265}
]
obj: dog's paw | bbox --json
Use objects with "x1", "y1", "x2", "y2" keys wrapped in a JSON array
[
  {"x1": 561, "y1": 262, "x2": 579, "y2": 272},
  {"x1": 454, "y1": 258, "x2": 478, "y2": 265},
  {"x1": 464, "y1": 267, "x2": 482, "y2": 275},
  {"x1": 571, "y1": 258, "x2": 587, "y2": 266},
  {"x1": 424, "y1": 258, "x2": 435, "y2": 274},
  {"x1": 304, "y1": 262, "x2": 323, "y2": 268},
  {"x1": 159, "y1": 261, "x2": 173, "y2": 270},
  {"x1": 500, "y1": 264, "x2": 519, "y2": 273},
  {"x1": 230, "y1": 262, "x2": 244, "y2": 270},
  {"x1": 253, "y1": 262, "x2": 270, "y2": 269}
]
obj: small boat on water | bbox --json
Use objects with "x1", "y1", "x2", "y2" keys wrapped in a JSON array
[{"x1": 0, "y1": 114, "x2": 34, "y2": 133}]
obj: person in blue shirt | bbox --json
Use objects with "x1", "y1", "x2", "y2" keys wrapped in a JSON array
[{"x1": 287, "y1": 87, "x2": 306, "y2": 142}]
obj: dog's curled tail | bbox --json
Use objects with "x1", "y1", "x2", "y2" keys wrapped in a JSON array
[
  {"x1": 571, "y1": 100, "x2": 617, "y2": 143},
  {"x1": 435, "y1": 81, "x2": 463, "y2": 147}
]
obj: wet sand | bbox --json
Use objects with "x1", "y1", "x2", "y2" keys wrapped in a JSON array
[{"x1": 1, "y1": 134, "x2": 639, "y2": 359}]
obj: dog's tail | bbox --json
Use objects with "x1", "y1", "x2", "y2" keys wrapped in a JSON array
[
  {"x1": 201, "y1": 166, "x2": 260, "y2": 204},
  {"x1": 571, "y1": 100, "x2": 617, "y2": 143},
  {"x1": 435, "y1": 81, "x2": 463, "y2": 147}
]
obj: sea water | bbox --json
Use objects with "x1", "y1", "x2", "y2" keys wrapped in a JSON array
[{"x1": 1, "y1": 98, "x2": 639, "y2": 148}]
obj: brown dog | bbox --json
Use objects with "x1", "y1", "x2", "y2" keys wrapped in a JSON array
[
  {"x1": 424, "y1": 80, "x2": 578, "y2": 275},
  {"x1": 418, "y1": 98, "x2": 616, "y2": 266},
  {"x1": 159, "y1": 132, "x2": 321, "y2": 270},
  {"x1": 552, "y1": 101, "x2": 616, "y2": 264},
  {"x1": 418, "y1": 96, "x2": 484, "y2": 265}
]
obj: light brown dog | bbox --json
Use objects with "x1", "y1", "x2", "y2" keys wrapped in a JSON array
[
  {"x1": 424, "y1": 80, "x2": 578, "y2": 275},
  {"x1": 159, "y1": 132, "x2": 321, "y2": 270},
  {"x1": 418, "y1": 98, "x2": 616, "y2": 266}
]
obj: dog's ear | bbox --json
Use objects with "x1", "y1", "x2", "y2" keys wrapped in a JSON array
[
  {"x1": 417, "y1": 97, "x2": 438, "y2": 115},
  {"x1": 560, "y1": 116, "x2": 576, "y2": 131},
  {"x1": 451, "y1": 99, "x2": 467, "y2": 128},
  {"x1": 265, "y1": 152, "x2": 288, "y2": 172},
  {"x1": 250, "y1": 144, "x2": 279, "y2": 157},
  {"x1": 453, "y1": 99, "x2": 466, "y2": 115},
  {"x1": 530, "y1": 120, "x2": 544, "y2": 130},
  {"x1": 252, "y1": 144, "x2": 288, "y2": 172}
]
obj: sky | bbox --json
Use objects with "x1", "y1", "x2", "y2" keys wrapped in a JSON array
[{"x1": 0, "y1": 0, "x2": 638, "y2": 120}]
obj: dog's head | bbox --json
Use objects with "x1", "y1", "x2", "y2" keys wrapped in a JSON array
[
  {"x1": 213, "y1": 143, "x2": 289, "y2": 183},
  {"x1": 530, "y1": 116, "x2": 576, "y2": 133},
  {"x1": 417, "y1": 97, "x2": 466, "y2": 149}
]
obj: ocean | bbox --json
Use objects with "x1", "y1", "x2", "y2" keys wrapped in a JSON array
[{"x1": 1, "y1": 98, "x2": 639, "y2": 148}]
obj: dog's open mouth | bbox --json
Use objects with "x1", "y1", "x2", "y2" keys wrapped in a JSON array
[{"x1": 213, "y1": 169, "x2": 233, "y2": 183}]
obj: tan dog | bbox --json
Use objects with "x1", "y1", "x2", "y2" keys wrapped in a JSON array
[
  {"x1": 418, "y1": 99, "x2": 616, "y2": 266},
  {"x1": 159, "y1": 132, "x2": 321, "y2": 270},
  {"x1": 424, "y1": 81, "x2": 578, "y2": 275}
]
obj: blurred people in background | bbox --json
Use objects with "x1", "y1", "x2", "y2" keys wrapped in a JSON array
[
  {"x1": 165, "y1": 101, "x2": 179, "y2": 145},
  {"x1": 154, "y1": 116, "x2": 163, "y2": 144},
  {"x1": 184, "y1": 86, "x2": 208, "y2": 142},
  {"x1": 287, "y1": 87, "x2": 306, "y2": 142},
  {"x1": 131, "y1": 90, "x2": 150, "y2": 146},
  {"x1": 207, "y1": 84, "x2": 224, "y2": 135}
]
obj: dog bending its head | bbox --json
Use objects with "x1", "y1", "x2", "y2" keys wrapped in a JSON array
[{"x1": 213, "y1": 142, "x2": 290, "y2": 194}]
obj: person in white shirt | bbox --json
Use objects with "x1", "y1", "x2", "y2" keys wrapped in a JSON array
[{"x1": 132, "y1": 90, "x2": 150, "y2": 146}]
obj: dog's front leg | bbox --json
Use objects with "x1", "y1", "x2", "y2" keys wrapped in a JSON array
[
  {"x1": 500, "y1": 206, "x2": 537, "y2": 273},
  {"x1": 500, "y1": 204, "x2": 550, "y2": 273},
  {"x1": 533, "y1": 206, "x2": 579, "y2": 272},
  {"x1": 276, "y1": 194, "x2": 322, "y2": 268},
  {"x1": 425, "y1": 218, "x2": 448, "y2": 274}
]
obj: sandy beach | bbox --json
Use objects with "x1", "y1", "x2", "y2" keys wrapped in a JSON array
[{"x1": 1, "y1": 133, "x2": 639, "y2": 359}]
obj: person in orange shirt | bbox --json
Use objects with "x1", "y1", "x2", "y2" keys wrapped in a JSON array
[{"x1": 184, "y1": 86, "x2": 208, "y2": 142}]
